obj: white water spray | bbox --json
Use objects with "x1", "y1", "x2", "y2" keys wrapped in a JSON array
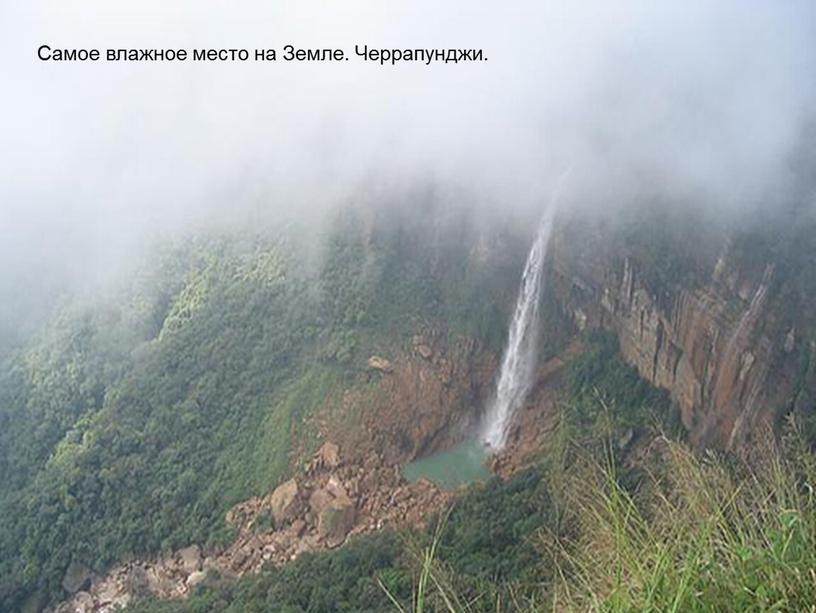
[{"x1": 481, "y1": 172, "x2": 571, "y2": 450}]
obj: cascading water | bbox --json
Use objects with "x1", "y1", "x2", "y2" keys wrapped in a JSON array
[{"x1": 480, "y1": 206, "x2": 556, "y2": 450}]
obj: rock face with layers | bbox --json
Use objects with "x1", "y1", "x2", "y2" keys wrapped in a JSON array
[{"x1": 550, "y1": 218, "x2": 799, "y2": 450}]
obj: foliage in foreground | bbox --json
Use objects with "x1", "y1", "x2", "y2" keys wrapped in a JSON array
[{"x1": 549, "y1": 422, "x2": 816, "y2": 612}]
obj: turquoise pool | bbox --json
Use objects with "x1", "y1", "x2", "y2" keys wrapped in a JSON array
[{"x1": 402, "y1": 438, "x2": 491, "y2": 490}]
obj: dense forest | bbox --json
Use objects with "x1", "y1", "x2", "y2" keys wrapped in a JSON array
[{"x1": 0, "y1": 206, "x2": 522, "y2": 612}]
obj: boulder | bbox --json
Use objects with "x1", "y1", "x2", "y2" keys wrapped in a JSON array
[
  {"x1": 291, "y1": 518, "x2": 307, "y2": 537},
  {"x1": 325, "y1": 475, "x2": 348, "y2": 499},
  {"x1": 318, "y1": 495, "x2": 356, "y2": 548},
  {"x1": 617, "y1": 427, "x2": 635, "y2": 450},
  {"x1": 186, "y1": 570, "x2": 207, "y2": 589},
  {"x1": 367, "y1": 356, "x2": 393, "y2": 373},
  {"x1": 268, "y1": 478, "x2": 299, "y2": 527},
  {"x1": 178, "y1": 544, "x2": 202, "y2": 573},
  {"x1": 72, "y1": 591, "x2": 95, "y2": 613},
  {"x1": 123, "y1": 566, "x2": 150, "y2": 597},
  {"x1": 309, "y1": 488, "x2": 334, "y2": 516},
  {"x1": 784, "y1": 327, "x2": 796, "y2": 353},
  {"x1": 94, "y1": 576, "x2": 126, "y2": 605},
  {"x1": 62, "y1": 561, "x2": 93, "y2": 594},
  {"x1": 416, "y1": 344, "x2": 433, "y2": 360},
  {"x1": 317, "y1": 442, "x2": 341, "y2": 468}
]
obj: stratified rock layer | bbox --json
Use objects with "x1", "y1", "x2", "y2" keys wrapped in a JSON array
[{"x1": 550, "y1": 219, "x2": 794, "y2": 450}]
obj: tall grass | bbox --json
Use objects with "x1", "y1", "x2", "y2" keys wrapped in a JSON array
[
  {"x1": 394, "y1": 415, "x2": 816, "y2": 612},
  {"x1": 550, "y1": 417, "x2": 816, "y2": 612},
  {"x1": 380, "y1": 509, "x2": 469, "y2": 613}
]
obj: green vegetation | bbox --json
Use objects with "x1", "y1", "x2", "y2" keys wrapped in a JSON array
[
  {"x1": 125, "y1": 332, "x2": 816, "y2": 612},
  {"x1": 5, "y1": 201, "x2": 816, "y2": 612},
  {"x1": 0, "y1": 209, "x2": 520, "y2": 611},
  {"x1": 121, "y1": 332, "x2": 673, "y2": 612},
  {"x1": 410, "y1": 334, "x2": 816, "y2": 612},
  {"x1": 551, "y1": 422, "x2": 816, "y2": 612},
  {"x1": 127, "y1": 531, "x2": 410, "y2": 613}
]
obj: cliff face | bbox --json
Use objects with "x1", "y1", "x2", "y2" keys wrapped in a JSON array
[
  {"x1": 323, "y1": 327, "x2": 498, "y2": 467},
  {"x1": 550, "y1": 218, "x2": 802, "y2": 449}
]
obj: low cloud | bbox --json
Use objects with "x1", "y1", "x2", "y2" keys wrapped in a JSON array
[{"x1": 1, "y1": 0, "x2": 814, "y2": 298}]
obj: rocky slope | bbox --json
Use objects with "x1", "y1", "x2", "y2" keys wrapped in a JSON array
[
  {"x1": 50, "y1": 324, "x2": 498, "y2": 613},
  {"x1": 53, "y1": 441, "x2": 451, "y2": 613}
]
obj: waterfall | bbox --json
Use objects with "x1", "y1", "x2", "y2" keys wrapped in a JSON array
[{"x1": 480, "y1": 206, "x2": 556, "y2": 450}]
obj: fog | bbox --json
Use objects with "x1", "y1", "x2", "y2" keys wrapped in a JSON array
[{"x1": 1, "y1": 0, "x2": 815, "y2": 340}]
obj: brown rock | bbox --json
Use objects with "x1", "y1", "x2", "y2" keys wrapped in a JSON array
[
  {"x1": 291, "y1": 518, "x2": 307, "y2": 537},
  {"x1": 186, "y1": 570, "x2": 207, "y2": 589},
  {"x1": 178, "y1": 545, "x2": 202, "y2": 573},
  {"x1": 416, "y1": 344, "x2": 433, "y2": 360},
  {"x1": 367, "y1": 356, "x2": 393, "y2": 373},
  {"x1": 325, "y1": 475, "x2": 348, "y2": 499},
  {"x1": 317, "y1": 442, "x2": 341, "y2": 468},
  {"x1": 308, "y1": 442, "x2": 342, "y2": 473},
  {"x1": 309, "y1": 488, "x2": 334, "y2": 516},
  {"x1": 268, "y1": 478, "x2": 299, "y2": 527},
  {"x1": 318, "y1": 495, "x2": 356, "y2": 548}
]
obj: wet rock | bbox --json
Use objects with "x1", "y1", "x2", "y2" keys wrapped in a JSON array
[
  {"x1": 62, "y1": 561, "x2": 93, "y2": 594},
  {"x1": 268, "y1": 478, "x2": 299, "y2": 527}
]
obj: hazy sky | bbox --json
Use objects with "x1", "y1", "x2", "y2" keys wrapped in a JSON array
[{"x1": 1, "y1": 0, "x2": 815, "y2": 293}]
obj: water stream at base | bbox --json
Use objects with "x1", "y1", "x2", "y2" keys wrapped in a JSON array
[{"x1": 405, "y1": 172, "x2": 572, "y2": 485}]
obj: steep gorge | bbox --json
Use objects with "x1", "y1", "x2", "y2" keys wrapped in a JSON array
[{"x1": 15, "y1": 202, "x2": 816, "y2": 613}]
